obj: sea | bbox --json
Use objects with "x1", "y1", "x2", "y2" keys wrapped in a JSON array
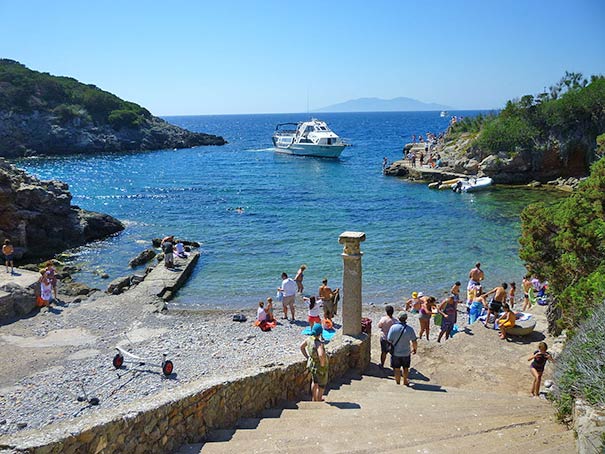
[{"x1": 14, "y1": 111, "x2": 560, "y2": 309}]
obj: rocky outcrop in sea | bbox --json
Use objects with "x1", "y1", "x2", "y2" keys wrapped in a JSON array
[
  {"x1": 0, "y1": 59, "x2": 226, "y2": 157},
  {"x1": 0, "y1": 112, "x2": 226, "y2": 158},
  {"x1": 0, "y1": 159, "x2": 124, "y2": 260}
]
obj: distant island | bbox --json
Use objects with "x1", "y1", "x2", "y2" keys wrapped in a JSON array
[
  {"x1": 0, "y1": 59, "x2": 226, "y2": 157},
  {"x1": 315, "y1": 96, "x2": 450, "y2": 113}
]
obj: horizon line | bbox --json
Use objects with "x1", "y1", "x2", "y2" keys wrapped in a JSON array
[{"x1": 160, "y1": 108, "x2": 499, "y2": 117}]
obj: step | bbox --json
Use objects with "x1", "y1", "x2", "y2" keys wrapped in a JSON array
[
  {"x1": 196, "y1": 413, "x2": 562, "y2": 454},
  {"x1": 202, "y1": 411, "x2": 550, "y2": 445}
]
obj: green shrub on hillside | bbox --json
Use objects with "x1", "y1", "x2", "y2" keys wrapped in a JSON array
[
  {"x1": 0, "y1": 59, "x2": 150, "y2": 129},
  {"x1": 519, "y1": 158, "x2": 605, "y2": 331},
  {"x1": 467, "y1": 73, "x2": 605, "y2": 163}
]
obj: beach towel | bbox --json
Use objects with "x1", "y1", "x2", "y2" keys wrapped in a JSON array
[
  {"x1": 254, "y1": 320, "x2": 277, "y2": 331},
  {"x1": 515, "y1": 312, "x2": 532, "y2": 322},
  {"x1": 301, "y1": 327, "x2": 337, "y2": 341}
]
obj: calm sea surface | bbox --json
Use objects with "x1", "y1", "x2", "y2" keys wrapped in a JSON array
[{"x1": 15, "y1": 111, "x2": 559, "y2": 309}]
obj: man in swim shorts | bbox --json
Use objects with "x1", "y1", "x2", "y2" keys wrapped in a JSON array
[
  {"x1": 319, "y1": 278, "x2": 339, "y2": 320},
  {"x1": 278, "y1": 272, "x2": 297, "y2": 321},
  {"x1": 467, "y1": 262, "x2": 484, "y2": 291},
  {"x1": 483, "y1": 283, "x2": 508, "y2": 327}
]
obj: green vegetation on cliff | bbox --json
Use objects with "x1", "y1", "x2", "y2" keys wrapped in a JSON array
[
  {"x1": 0, "y1": 59, "x2": 150, "y2": 129},
  {"x1": 452, "y1": 72, "x2": 605, "y2": 166},
  {"x1": 519, "y1": 158, "x2": 605, "y2": 416}
]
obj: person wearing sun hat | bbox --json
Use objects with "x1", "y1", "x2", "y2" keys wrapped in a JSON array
[
  {"x1": 387, "y1": 312, "x2": 418, "y2": 386},
  {"x1": 300, "y1": 323, "x2": 329, "y2": 401},
  {"x1": 405, "y1": 291, "x2": 422, "y2": 312}
]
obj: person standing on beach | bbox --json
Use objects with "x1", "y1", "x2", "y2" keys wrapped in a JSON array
[
  {"x1": 387, "y1": 312, "x2": 418, "y2": 386},
  {"x1": 378, "y1": 305, "x2": 397, "y2": 368},
  {"x1": 45, "y1": 261, "x2": 58, "y2": 300},
  {"x1": 294, "y1": 264, "x2": 306, "y2": 294},
  {"x1": 528, "y1": 342, "x2": 554, "y2": 397},
  {"x1": 278, "y1": 272, "x2": 297, "y2": 321},
  {"x1": 300, "y1": 323, "x2": 329, "y2": 401},
  {"x1": 483, "y1": 283, "x2": 508, "y2": 327},
  {"x1": 437, "y1": 296, "x2": 457, "y2": 342},
  {"x1": 161, "y1": 236, "x2": 174, "y2": 269},
  {"x1": 467, "y1": 262, "x2": 484, "y2": 292},
  {"x1": 508, "y1": 282, "x2": 516, "y2": 308},
  {"x1": 3, "y1": 239, "x2": 14, "y2": 274},
  {"x1": 319, "y1": 278, "x2": 339, "y2": 320},
  {"x1": 522, "y1": 275, "x2": 531, "y2": 309}
]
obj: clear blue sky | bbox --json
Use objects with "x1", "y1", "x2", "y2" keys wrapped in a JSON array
[{"x1": 1, "y1": 0, "x2": 604, "y2": 115}]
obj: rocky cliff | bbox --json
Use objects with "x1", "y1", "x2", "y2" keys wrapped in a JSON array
[
  {"x1": 0, "y1": 159, "x2": 124, "y2": 260},
  {"x1": 0, "y1": 59, "x2": 226, "y2": 157}
]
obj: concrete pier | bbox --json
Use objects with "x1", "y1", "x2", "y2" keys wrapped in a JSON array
[{"x1": 339, "y1": 231, "x2": 365, "y2": 336}]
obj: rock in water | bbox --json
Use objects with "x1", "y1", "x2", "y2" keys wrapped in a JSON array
[
  {"x1": 128, "y1": 249, "x2": 157, "y2": 268},
  {"x1": 0, "y1": 159, "x2": 124, "y2": 260}
]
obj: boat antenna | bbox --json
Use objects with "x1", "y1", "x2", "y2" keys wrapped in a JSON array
[{"x1": 306, "y1": 87, "x2": 310, "y2": 119}]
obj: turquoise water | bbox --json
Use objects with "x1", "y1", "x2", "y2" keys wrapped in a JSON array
[{"x1": 15, "y1": 111, "x2": 559, "y2": 308}]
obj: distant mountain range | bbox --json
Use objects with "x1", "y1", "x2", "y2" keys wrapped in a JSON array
[{"x1": 315, "y1": 97, "x2": 451, "y2": 112}]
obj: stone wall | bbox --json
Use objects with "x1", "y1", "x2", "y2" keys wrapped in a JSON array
[
  {"x1": 0, "y1": 333, "x2": 370, "y2": 453},
  {"x1": 574, "y1": 399, "x2": 605, "y2": 454}
]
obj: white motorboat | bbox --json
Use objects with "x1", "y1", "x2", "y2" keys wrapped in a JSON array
[
  {"x1": 452, "y1": 177, "x2": 494, "y2": 193},
  {"x1": 272, "y1": 119, "x2": 347, "y2": 158},
  {"x1": 440, "y1": 111, "x2": 448, "y2": 117}
]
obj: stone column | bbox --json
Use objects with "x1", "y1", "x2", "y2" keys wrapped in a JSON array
[{"x1": 339, "y1": 231, "x2": 366, "y2": 336}]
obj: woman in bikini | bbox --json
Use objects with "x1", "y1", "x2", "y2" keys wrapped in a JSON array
[{"x1": 418, "y1": 297, "x2": 435, "y2": 340}]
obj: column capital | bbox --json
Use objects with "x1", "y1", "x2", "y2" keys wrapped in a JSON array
[{"x1": 339, "y1": 231, "x2": 366, "y2": 255}]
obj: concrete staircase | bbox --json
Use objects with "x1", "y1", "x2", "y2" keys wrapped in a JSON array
[{"x1": 176, "y1": 365, "x2": 575, "y2": 454}]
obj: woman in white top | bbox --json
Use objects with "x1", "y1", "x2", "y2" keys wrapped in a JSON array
[{"x1": 256, "y1": 301, "x2": 267, "y2": 322}]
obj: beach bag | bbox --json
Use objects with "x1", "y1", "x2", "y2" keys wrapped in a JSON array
[
  {"x1": 434, "y1": 313, "x2": 443, "y2": 326},
  {"x1": 276, "y1": 291, "x2": 283, "y2": 303}
]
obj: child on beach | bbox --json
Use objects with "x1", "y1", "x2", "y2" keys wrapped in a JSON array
[
  {"x1": 265, "y1": 297, "x2": 274, "y2": 322},
  {"x1": 497, "y1": 303, "x2": 515, "y2": 339},
  {"x1": 3, "y1": 239, "x2": 14, "y2": 274},
  {"x1": 305, "y1": 296, "x2": 321, "y2": 328},
  {"x1": 256, "y1": 301, "x2": 267, "y2": 322},
  {"x1": 528, "y1": 342, "x2": 554, "y2": 397},
  {"x1": 508, "y1": 282, "x2": 516, "y2": 308}
]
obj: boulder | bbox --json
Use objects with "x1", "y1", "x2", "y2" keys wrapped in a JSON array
[
  {"x1": 480, "y1": 155, "x2": 501, "y2": 172},
  {"x1": 128, "y1": 249, "x2": 157, "y2": 268},
  {"x1": 0, "y1": 159, "x2": 124, "y2": 261},
  {"x1": 464, "y1": 159, "x2": 480, "y2": 173},
  {"x1": 106, "y1": 276, "x2": 132, "y2": 295}
]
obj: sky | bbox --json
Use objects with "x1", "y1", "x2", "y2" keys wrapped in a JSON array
[{"x1": 1, "y1": 0, "x2": 604, "y2": 115}]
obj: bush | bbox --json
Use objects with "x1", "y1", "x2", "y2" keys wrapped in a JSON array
[
  {"x1": 519, "y1": 158, "x2": 605, "y2": 331},
  {"x1": 554, "y1": 301, "x2": 605, "y2": 417},
  {"x1": 108, "y1": 109, "x2": 143, "y2": 129}
]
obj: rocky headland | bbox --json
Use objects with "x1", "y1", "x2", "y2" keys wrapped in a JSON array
[
  {"x1": 0, "y1": 59, "x2": 226, "y2": 157},
  {"x1": 0, "y1": 159, "x2": 124, "y2": 261},
  {"x1": 386, "y1": 74, "x2": 605, "y2": 191}
]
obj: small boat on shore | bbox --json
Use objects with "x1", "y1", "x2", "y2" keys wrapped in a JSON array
[
  {"x1": 452, "y1": 177, "x2": 493, "y2": 193},
  {"x1": 272, "y1": 119, "x2": 347, "y2": 159},
  {"x1": 428, "y1": 177, "x2": 463, "y2": 190}
]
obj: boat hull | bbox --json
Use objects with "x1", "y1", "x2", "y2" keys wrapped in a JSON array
[{"x1": 274, "y1": 144, "x2": 345, "y2": 159}]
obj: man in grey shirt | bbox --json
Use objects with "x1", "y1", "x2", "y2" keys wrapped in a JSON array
[{"x1": 387, "y1": 312, "x2": 418, "y2": 386}]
